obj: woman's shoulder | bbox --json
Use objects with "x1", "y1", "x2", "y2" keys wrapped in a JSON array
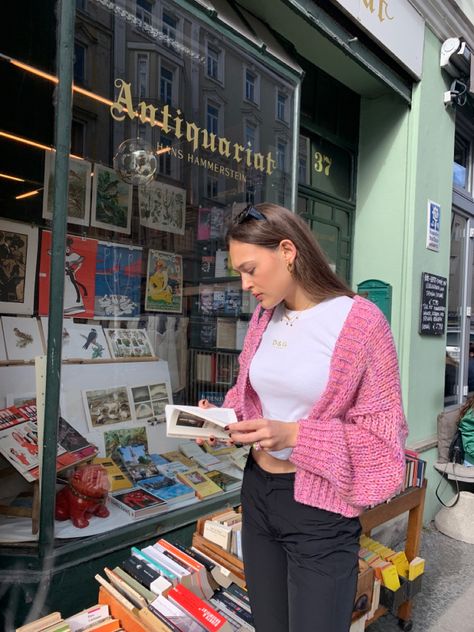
[{"x1": 345, "y1": 295, "x2": 388, "y2": 333}]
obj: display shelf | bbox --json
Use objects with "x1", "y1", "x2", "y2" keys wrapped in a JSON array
[{"x1": 361, "y1": 482, "x2": 427, "y2": 630}]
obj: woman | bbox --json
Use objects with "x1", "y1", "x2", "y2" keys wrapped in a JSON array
[{"x1": 199, "y1": 203, "x2": 407, "y2": 632}]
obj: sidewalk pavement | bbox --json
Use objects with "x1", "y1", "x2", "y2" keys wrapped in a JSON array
[{"x1": 368, "y1": 523, "x2": 474, "y2": 632}]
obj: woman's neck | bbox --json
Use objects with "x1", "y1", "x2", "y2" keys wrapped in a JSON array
[{"x1": 283, "y1": 287, "x2": 318, "y2": 311}]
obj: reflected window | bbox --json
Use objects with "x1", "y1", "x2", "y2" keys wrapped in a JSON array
[
  {"x1": 207, "y1": 102, "x2": 219, "y2": 135},
  {"x1": 158, "y1": 134, "x2": 172, "y2": 176},
  {"x1": 74, "y1": 42, "x2": 86, "y2": 85},
  {"x1": 453, "y1": 134, "x2": 470, "y2": 190},
  {"x1": 277, "y1": 91, "x2": 287, "y2": 122},
  {"x1": 71, "y1": 120, "x2": 85, "y2": 157},
  {"x1": 245, "y1": 121, "x2": 257, "y2": 150},
  {"x1": 160, "y1": 66, "x2": 173, "y2": 105},
  {"x1": 206, "y1": 174, "x2": 219, "y2": 199},
  {"x1": 137, "y1": 53, "x2": 149, "y2": 99},
  {"x1": 245, "y1": 69, "x2": 257, "y2": 103},
  {"x1": 207, "y1": 45, "x2": 220, "y2": 81},
  {"x1": 163, "y1": 11, "x2": 178, "y2": 43},
  {"x1": 76, "y1": 0, "x2": 86, "y2": 10},
  {"x1": 136, "y1": 0, "x2": 153, "y2": 25},
  {"x1": 276, "y1": 138, "x2": 287, "y2": 171}
]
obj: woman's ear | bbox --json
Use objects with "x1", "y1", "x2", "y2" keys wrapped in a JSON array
[{"x1": 279, "y1": 239, "x2": 297, "y2": 265}]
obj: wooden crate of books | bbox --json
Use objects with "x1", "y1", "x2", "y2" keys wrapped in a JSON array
[{"x1": 193, "y1": 506, "x2": 245, "y2": 582}]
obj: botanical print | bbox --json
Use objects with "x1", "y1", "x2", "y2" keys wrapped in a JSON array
[
  {"x1": 1, "y1": 316, "x2": 44, "y2": 361},
  {"x1": 138, "y1": 180, "x2": 186, "y2": 235},
  {"x1": 82, "y1": 386, "x2": 133, "y2": 432},
  {"x1": 0, "y1": 219, "x2": 39, "y2": 315},
  {"x1": 94, "y1": 242, "x2": 142, "y2": 320},
  {"x1": 104, "y1": 328, "x2": 154, "y2": 359},
  {"x1": 38, "y1": 231, "x2": 98, "y2": 318},
  {"x1": 40, "y1": 318, "x2": 111, "y2": 360},
  {"x1": 42, "y1": 151, "x2": 92, "y2": 226},
  {"x1": 91, "y1": 164, "x2": 132, "y2": 235},
  {"x1": 145, "y1": 249, "x2": 183, "y2": 313}
]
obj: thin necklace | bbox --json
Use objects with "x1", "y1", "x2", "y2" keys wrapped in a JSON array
[{"x1": 281, "y1": 300, "x2": 315, "y2": 327}]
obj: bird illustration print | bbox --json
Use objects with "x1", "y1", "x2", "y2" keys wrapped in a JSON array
[
  {"x1": 82, "y1": 328, "x2": 98, "y2": 350},
  {"x1": 14, "y1": 327, "x2": 33, "y2": 349}
]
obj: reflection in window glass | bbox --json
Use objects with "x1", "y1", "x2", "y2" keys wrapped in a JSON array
[
  {"x1": 453, "y1": 134, "x2": 469, "y2": 190},
  {"x1": 445, "y1": 214, "x2": 466, "y2": 405},
  {"x1": 137, "y1": 54, "x2": 148, "y2": 100},
  {"x1": 160, "y1": 66, "x2": 173, "y2": 105},
  {"x1": 277, "y1": 139, "x2": 286, "y2": 171},
  {"x1": 163, "y1": 11, "x2": 178, "y2": 43},
  {"x1": 74, "y1": 42, "x2": 86, "y2": 85},
  {"x1": 245, "y1": 69, "x2": 256, "y2": 102},
  {"x1": 136, "y1": 0, "x2": 153, "y2": 25},
  {"x1": 207, "y1": 103, "x2": 219, "y2": 135},
  {"x1": 245, "y1": 122, "x2": 256, "y2": 149},
  {"x1": 277, "y1": 91, "x2": 287, "y2": 121},
  {"x1": 207, "y1": 45, "x2": 219, "y2": 80}
]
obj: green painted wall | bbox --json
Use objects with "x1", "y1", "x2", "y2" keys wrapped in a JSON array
[{"x1": 353, "y1": 28, "x2": 456, "y2": 522}]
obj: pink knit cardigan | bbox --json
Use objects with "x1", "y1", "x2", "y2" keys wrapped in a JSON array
[{"x1": 223, "y1": 295, "x2": 408, "y2": 517}]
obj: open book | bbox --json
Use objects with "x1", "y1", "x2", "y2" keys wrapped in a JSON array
[{"x1": 165, "y1": 405, "x2": 237, "y2": 440}]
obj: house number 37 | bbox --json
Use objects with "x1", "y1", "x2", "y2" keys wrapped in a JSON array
[{"x1": 314, "y1": 152, "x2": 332, "y2": 176}]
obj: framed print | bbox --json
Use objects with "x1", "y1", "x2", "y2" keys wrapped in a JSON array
[
  {"x1": 103, "y1": 426, "x2": 148, "y2": 461},
  {"x1": 128, "y1": 380, "x2": 171, "y2": 425},
  {"x1": 40, "y1": 317, "x2": 110, "y2": 360},
  {"x1": 145, "y1": 249, "x2": 183, "y2": 313},
  {"x1": 38, "y1": 230, "x2": 98, "y2": 318},
  {"x1": 91, "y1": 164, "x2": 132, "y2": 235},
  {"x1": 82, "y1": 385, "x2": 133, "y2": 432},
  {"x1": 138, "y1": 180, "x2": 186, "y2": 235},
  {"x1": 42, "y1": 151, "x2": 92, "y2": 227},
  {"x1": 94, "y1": 242, "x2": 142, "y2": 320},
  {"x1": 0, "y1": 219, "x2": 39, "y2": 315},
  {"x1": 103, "y1": 328, "x2": 154, "y2": 359},
  {"x1": 2, "y1": 316, "x2": 44, "y2": 361}
]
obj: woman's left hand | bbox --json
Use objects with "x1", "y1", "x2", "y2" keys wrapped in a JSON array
[{"x1": 228, "y1": 419, "x2": 298, "y2": 452}]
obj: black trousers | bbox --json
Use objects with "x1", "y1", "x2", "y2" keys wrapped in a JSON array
[{"x1": 241, "y1": 452, "x2": 361, "y2": 632}]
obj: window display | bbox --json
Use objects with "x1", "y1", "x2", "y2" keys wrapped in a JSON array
[{"x1": 0, "y1": 0, "x2": 299, "y2": 544}]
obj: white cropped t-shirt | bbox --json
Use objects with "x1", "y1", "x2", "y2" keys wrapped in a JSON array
[{"x1": 249, "y1": 295, "x2": 354, "y2": 460}]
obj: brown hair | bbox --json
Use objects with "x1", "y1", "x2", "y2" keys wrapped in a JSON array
[{"x1": 226, "y1": 203, "x2": 354, "y2": 302}]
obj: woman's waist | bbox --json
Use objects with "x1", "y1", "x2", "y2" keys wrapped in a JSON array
[{"x1": 250, "y1": 447, "x2": 296, "y2": 474}]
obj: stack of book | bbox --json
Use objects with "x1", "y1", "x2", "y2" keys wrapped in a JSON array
[
  {"x1": 202, "y1": 509, "x2": 243, "y2": 559},
  {"x1": 94, "y1": 536, "x2": 255, "y2": 631},
  {"x1": 403, "y1": 449, "x2": 427, "y2": 490},
  {"x1": 16, "y1": 604, "x2": 123, "y2": 632}
]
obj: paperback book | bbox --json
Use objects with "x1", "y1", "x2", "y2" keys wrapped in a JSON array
[
  {"x1": 165, "y1": 405, "x2": 236, "y2": 440},
  {"x1": 109, "y1": 488, "x2": 168, "y2": 519}
]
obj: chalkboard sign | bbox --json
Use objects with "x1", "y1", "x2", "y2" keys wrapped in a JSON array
[{"x1": 419, "y1": 272, "x2": 447, "y2": 336}]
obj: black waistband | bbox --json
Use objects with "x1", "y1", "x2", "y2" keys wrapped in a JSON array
[{"x1": 246, "y1": 449, "x2": 295, "y2": 481}]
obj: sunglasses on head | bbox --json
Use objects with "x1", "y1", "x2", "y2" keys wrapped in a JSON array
[{"x1": 234, "y1": 205, "x2": 266, "y2": 224}]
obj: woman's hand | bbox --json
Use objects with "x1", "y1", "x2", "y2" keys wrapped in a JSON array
[
  {"x1": 195, "y1": 399, "x2": 224, "y2": 447},
  {"x1": 227, "y1": 419, "x2": 298, "y2": 452}
]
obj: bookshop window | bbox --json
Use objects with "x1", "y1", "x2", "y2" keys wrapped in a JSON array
[
  {"x1": 453, "y1": 133, "x2": 470, "y2": 191},
  {"x1": 0, "y1": 0, "x2": 298, "y2": 543}
]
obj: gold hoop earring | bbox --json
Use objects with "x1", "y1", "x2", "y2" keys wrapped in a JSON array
[{"x1": 287, "y1": 261, "x2": 293, "y2": 273}]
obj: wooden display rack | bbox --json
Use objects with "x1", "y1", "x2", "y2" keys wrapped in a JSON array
[{"x1": 193, "y1": 483, "x2": 427, "y2": 632}]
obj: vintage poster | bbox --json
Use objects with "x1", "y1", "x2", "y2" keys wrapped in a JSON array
[
  {"x1": 104, "y1": 328, "x2": 154, "y2": 359},
  {"x1": 82, "y1": 385, "x2": 133, "y2": 432},
  {"x1": 42, "y1": 151, "x2": 92, "y2": 226},
  {"x1": 91, "y1": 164, "x2": 132, "y2": 235},
  {"x1": 0, "y1": 219, "x2": 39, "y2": 315},
  {"x1": 138, "y1": 180, "x2": 186, "y2": 235},
  {"x1": 94, "y1": 242, "x2": 142, "y2": 320},
  {"x1": 128, "y1": 381, "x2": 171, "y2": 426},
  {"x1": 40, "y1": 318, "x2": 111, "y2": 360},
  {"x1": 145, "y1": 249, "x2": 183, "y2": 313},
  {"x1": 38, "y1": 230, "x2": 98, "y2": 318},
  {"x1": 1, "y1": 316, "x2": 45, "y2": 361}
]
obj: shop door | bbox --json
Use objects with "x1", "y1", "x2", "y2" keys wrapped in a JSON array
[{"x1": 297, "y1": 132, "x2": 356, "y2": 283}]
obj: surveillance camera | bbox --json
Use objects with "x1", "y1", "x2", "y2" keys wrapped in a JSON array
[{"x1": 440, "y1": 37, "x2": 471, "y2": 78}]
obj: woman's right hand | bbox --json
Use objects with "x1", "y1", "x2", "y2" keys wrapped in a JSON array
[{"x1": 196, "y1": 399, "x2": 216, "y2": 446}]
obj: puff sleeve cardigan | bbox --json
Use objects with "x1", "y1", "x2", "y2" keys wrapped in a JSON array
[{"x1": 223, "y1": 295, "x2": 408, "y2": 517}]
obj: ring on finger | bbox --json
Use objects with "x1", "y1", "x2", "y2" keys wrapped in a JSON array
[{"x1": 254, "y1": 441, "x2": 262, "y2": 451}]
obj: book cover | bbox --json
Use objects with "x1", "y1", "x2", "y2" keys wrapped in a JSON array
[
  {"x1": 149, "y1": 595, "x2": 206, "y2": 632},
  {"x1": 169, "y1": 583, "x2": 233, "y2": 632},
  {"x1": 156, "y1": 461, "x2": 190, "y2": 477},
  {"x1": 166, "y1": 405, "x2": 236, "y2": 440},
  {"x1": 205, "y1": 470, "x2": 241, "y2": 492},
  {"x1": 176, "y1": 469, "x2": 224, "y2": 499},
  {"x1": 216, "y1": 319, "x2": 236, "y2": 350},
  {"x1": 212, "y1": 591, "x2": 254, "y2": 626},
  {"x1": 213, "y1": 290, "x2": 226, "y2": 313},
  {"x1": 160, "y1": 451, "x2": 195, "y2": 467},
  {"x1": 224, "y1": 289, "x2": 241, "y2": 316},
  {"x1": 198, "y1": 391, "x2": 225, "y2": 407},
  {"x1": 215, "y1": 250, "x2": 230, "y2": 278},
  {"x1": 116, "y1": 444, "x2": 160, "y2": 483},
  {"x1": 197, "y1": 208, "x2": 211, "y2": 241},
  {"x1": 97, "y1": 586, "x2": 147, "y2": 632},
  {"x1": 93, "y1": 456, "x2": 133, "y2": 492},
  {"x1": 210, "y1": 208, "x2": 225, "y2": 240},
  {"x1": 199, "y1": 285, "x2": 216, "y2": 316},
  {"x1": 104, "y1": 567, "x2": 148, "y2": 609},
  {"x1": 110, "y1": 488, "x2": 167, "y2": 518},
  {"x1": 111, "y1": 566, "x2": 156, "y2": 603}
]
